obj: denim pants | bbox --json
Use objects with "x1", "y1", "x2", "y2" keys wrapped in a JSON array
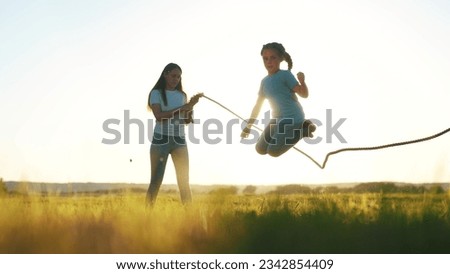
[
  {"x1": 256, "y1": 118, "x2": 304, "y2": 157},
  {"x1": 147, "y1": 133, "x2": 192, "y2": 204}
]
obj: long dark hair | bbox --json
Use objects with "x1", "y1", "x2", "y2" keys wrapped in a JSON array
[
  {"x1": 261, "y1": 42, "x2": 293, "y2": 70},
  {"x1": 148, "y1": 63, "x2": 184, "y2": 109}
]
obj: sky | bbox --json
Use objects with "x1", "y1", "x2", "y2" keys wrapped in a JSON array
[{"x1": 1, "y1": 0, "x2": 449, "y2": 185}]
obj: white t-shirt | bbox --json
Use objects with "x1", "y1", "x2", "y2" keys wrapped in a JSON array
[{"x1": 149, "y1": 89, "x2": 187, "y2": 137}]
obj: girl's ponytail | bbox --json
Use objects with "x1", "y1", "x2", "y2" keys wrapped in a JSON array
[{"x1": 283, "y1": 51, "x2": 293, "y2": 71}]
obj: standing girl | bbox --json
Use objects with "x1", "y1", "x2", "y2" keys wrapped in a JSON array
[
  {"x1": 147, "y1": 63, "x2": 201, "y2": 205},
  {"x1": 241, "y1": 42, "x2": 315, "y2": 157}
]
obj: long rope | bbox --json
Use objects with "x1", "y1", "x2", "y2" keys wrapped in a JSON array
[{"x1": 201, "y1": 94, "x2": 450, "y2": 169}]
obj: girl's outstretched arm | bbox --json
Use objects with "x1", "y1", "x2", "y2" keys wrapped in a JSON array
[
  {"x1": 292, "y1": 72, "x2": 309, "y2": 98},
  {"x1": 241, "y1": 94, "x2": 264, "y2": 138}
]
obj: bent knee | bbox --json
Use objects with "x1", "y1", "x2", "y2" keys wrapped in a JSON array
[
  {"x1": 255, "y1": 145, "x2": 267, "y2": 155},
  {"x1": 267, "y1": 150, "x2": 283, "y2": 157}
]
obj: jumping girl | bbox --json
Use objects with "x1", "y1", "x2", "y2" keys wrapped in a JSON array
[
  {"x1": 241, "y1": 42, "x2": 315, "y2": 157},
  {"x1": 147, "y1": 63, "x2": 201, "y2": 205}
]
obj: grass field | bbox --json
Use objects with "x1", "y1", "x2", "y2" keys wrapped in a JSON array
[{"x1": 1, "y1": 190, "x2": 449, "y2": 254}]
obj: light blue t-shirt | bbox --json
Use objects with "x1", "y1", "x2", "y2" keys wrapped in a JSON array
[
  {"x1": 149, "y1": 89, "x2": 187, "y2": 137},
  {"x1": 259, "y1": 70, "x2": 305, "y2": 123}
]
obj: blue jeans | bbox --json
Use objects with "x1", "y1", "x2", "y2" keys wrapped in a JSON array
[
  {"x1": 256, "y1": 118, "x2": 304, "y2": 157},
  {"x1": 147, "y1": 133, "x2": 192, "y2": 205}
]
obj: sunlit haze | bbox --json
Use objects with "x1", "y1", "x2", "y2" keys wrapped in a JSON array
[{"x1": 1, "y1": 0, "x2": 449, "y2": 185}]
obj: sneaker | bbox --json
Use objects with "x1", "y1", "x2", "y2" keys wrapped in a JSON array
[{"x1": 302, "y1": 119, "x2": 316, "y2": 138}]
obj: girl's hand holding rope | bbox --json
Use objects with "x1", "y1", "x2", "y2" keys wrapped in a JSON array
[
  {"x1": 241, "y1": 127, "x2": 251, "y2": 139},
  {"x1": 189, "y1": 93, "x2": 203, "y2": 106},
  {"x1": 241, "y1": 118, "x2": 257, "y2": 139},
  {"x1": 182, "y1": 93, "x2": 204, "y2": 111}
]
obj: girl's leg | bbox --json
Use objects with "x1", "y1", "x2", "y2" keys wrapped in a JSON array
[
  {"x1": 147, "y1": 142, "x2": 169, "y2": 205},
  {"x1": 255, "y1": 119, "x2": 277, "y2": 155},
  {"x1": 171, "y1": 145, "x2": 192, "y2": 204},
  {"x1": 266, "y1": 119, "x2": 303, "y2": 157}
]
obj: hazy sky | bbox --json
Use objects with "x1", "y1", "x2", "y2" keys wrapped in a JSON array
[{"x1": 1, "y1": 0, "x2": 449, "y2": 185}]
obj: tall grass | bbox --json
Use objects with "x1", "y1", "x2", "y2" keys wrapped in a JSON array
[{"x1": 0, "y1": 191, "x2": 449, "y2": 253}]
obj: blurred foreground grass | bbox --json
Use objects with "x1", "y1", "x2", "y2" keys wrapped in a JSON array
[{"x1": 1, "y1": 191, "x2": 449, "y2": 253}]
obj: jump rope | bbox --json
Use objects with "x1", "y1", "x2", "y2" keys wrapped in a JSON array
[{"x1": 199, "y1": 94, "x2": 450, "y2": 169}]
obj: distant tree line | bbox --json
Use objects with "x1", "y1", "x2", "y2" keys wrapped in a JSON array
[
  {"x1": 268, "y1": 182, "x2": 447, "y2": 195},
  {"x1": 1, "y1": 180, "x2": 446, "y2": 197},
  {"x1": 209, "y1": 186, "x2": 239, "y2": 195}
]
